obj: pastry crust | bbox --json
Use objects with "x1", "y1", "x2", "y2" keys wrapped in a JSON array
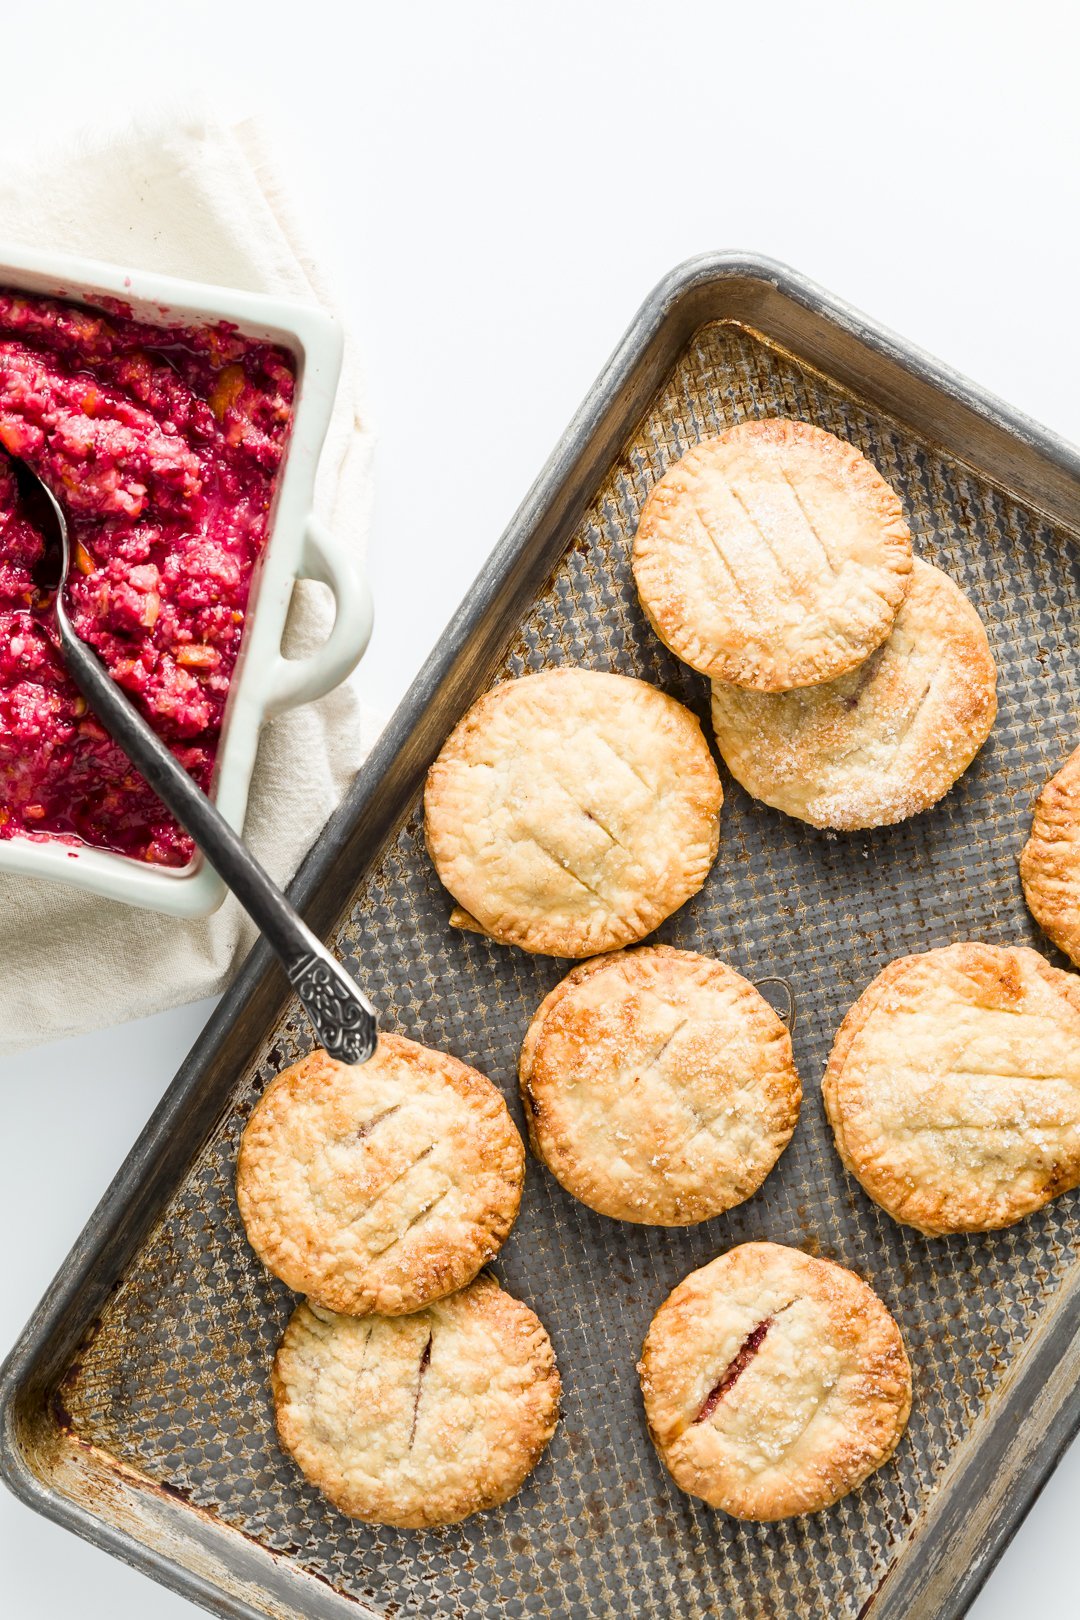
[
  {"x1": 1020, "y1": 745, "x2": 1080, "y2": 966},
  {"x1": 519, "y1": 945, "x2": 801, "y2": 1223},
  {"x1": 710, "y1": 559, "x2": 997, "y2": 830},
  {"x1": 237, "y1": 1038, "x2": 524, "y2": 1315},
  {"x1": 424, "y1": 668, "x2": 723, "y2": 957},
  {"x1": 632, "y1": 418, "x2": 912, "y2": 690},
  {"x1": 638, "y1": 1242, "x2": 911, "y2": 1520},
  {"x1": 273, "y1": 1275, "x2": 560, "y2": 1527},
  {"x1": 823, "y1": 943, "x2": 1080, "y2": 1235}
]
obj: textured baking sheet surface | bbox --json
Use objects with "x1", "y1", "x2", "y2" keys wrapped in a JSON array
[{"x1": 60, "y1": 321, "x2": 1080, "y2": 1619}]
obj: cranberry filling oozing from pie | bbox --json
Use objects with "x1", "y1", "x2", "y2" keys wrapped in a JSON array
[{"x1": 0, "y1": 289, "x2": 295, "y2": 865}]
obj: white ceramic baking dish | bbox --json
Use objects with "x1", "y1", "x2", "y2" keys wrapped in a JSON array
[{"x1": 0, "y1": 243, "x2": 371, "y2": 917}]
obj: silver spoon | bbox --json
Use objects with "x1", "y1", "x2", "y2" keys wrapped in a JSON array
[{"x1": 15, "y1": 459, "x2": 378, "y2": 1064}]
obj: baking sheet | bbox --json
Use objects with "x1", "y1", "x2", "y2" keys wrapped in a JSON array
[{"x1": 3, "y1": 255, "x2": 1079, "y2": 1620}]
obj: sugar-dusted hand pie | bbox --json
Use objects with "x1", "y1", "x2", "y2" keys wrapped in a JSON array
[
  {"x1": 824, "y1": 943, "x2": 1080, "y2": 1235},
  {"x1": 236, "y1": 1038, "x2": 524, "y2": 1316},
  {"x1": 632, "y1": 418, "x2": 912, "y2": 691},
  {"x1": 424, "y1": 667, "x2": 723, "y2": 957},
  {"x1": 710, "y1": 559, "x2": 997, "y2": 830},
  {"x1": 519, "y1": 945, "x2": 801, "y2": 1224},
  {"x1": 273, "y1": 1276, "x2": 560, "y2": 1527},
  {"x1": 638, "y1": 1242, "x2": 911, "y2": 1520},
  {"x1": 1020, "y1": 745, "x2": 1080, "y2": 967}
]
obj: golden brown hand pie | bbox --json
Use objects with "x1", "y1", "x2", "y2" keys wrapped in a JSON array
[
  {"x1": 1020, "y1": 744, "x2": 1080, "y2": 967},
  {"x1": 638, "y1": 1242, "x2": 911, "y2": 1520},
  {"x1": 632, "y1": 418, "x2": 912, "y2": 690},
  {"x1": 823, "y1": 943, "x2": 1080, "y2": 1235},
  {"x1": 237, "y1": 1039, "x2": 524, "y2": 1315},
  {"x1": 273, "y1": 1275, "x2": 560, "y2": 1527},
  {"x1": 519, "y1": 945, "x2": 800, "y2": 1224},
  {"x1": 710, "y1": 559, "x2": 996, "y2": 830},
  {"x1": 424, "y1": 667, "x2": 723, "y2": 957}
]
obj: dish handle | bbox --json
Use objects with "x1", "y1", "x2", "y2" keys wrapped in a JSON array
[{"x1": 266, "y1": 515, "x2": 373, "y2": 714}]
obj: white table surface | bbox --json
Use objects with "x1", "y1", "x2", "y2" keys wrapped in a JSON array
[{"x1": 2, "y1": 2, "x2": 1077, "y2": 1614}]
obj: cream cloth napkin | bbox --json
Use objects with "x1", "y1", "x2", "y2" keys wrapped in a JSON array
[{"x1": 0, "y1": 109, "x2": 379, "y2": 1054}]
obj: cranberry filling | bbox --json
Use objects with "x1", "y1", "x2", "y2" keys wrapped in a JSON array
[
  {"x1": 408, "y1": 1331, "x2": 433, "y2": 1449},
  {"x1": 694, "y1": 1317, "x2": 773, "y2": 1424},
  {"x1": 0, "y1": 288, "x2": 295, "y2": 865}
]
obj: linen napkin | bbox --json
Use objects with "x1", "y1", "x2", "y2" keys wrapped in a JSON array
[{"x1": 0, "y1": 108, "x2": 379, "y2": 1054}]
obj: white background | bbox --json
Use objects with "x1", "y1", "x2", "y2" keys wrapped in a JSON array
[{"x1": 2, "y1": 1, "x2": 1078, "y2": 1615}]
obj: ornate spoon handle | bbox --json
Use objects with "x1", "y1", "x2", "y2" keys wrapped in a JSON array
[{"x1": 284, "y1": 946, "x2": 379, "y2": 1064}]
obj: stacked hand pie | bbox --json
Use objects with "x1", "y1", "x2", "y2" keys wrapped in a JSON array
[
  {"x1": 237, "y1": 1038, "x2": 559, "y2": 1527},
  {"x1": 636, "y1": 419, "x2": 998, "y2": 830}
]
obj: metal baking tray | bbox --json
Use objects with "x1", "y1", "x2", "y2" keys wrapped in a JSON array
[{"x1": 3, "y1": 253, "x2": 1079, "y2": 1620}]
